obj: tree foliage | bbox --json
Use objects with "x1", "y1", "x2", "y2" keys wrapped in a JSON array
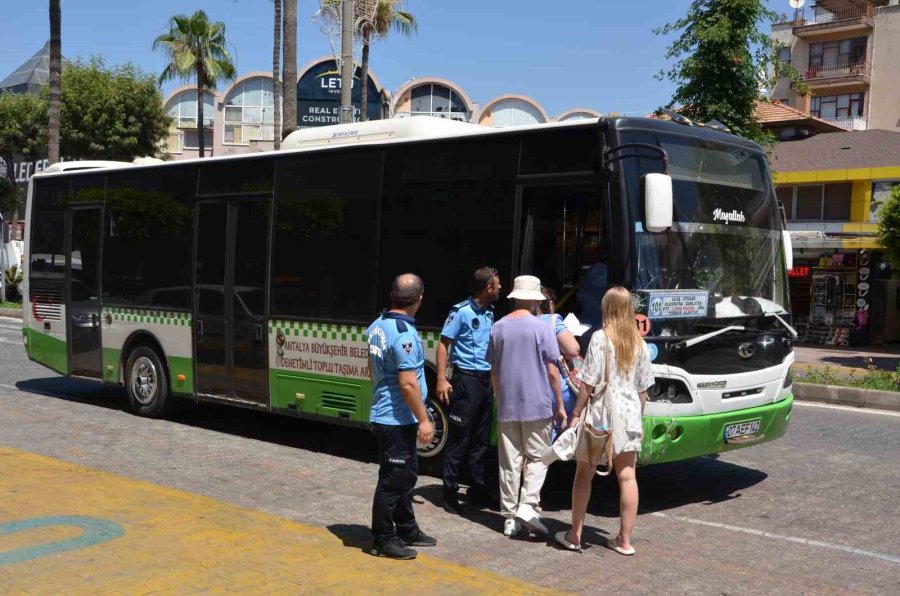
[
  {"x1": 52, "y1": 57, "x2": 171, "y2": 161},
  {"x1": 154, "y1": 10, "x2": 236, "y2": 157},
  {"x1": 876, "y1": 185, "x2": 900, "y2": 272},
  {"x1": 655, "y1": 0, "x2": 806, "y2": 147},
  {"x1": 320, "y1": 0, "x2": 417, "y2": 122},
  {"x1": 0, "y1": 92, "x2": 47, "y2": 216}
]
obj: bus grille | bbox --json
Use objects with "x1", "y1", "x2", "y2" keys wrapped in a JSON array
[
  {"x1": 321, "y1": 392, "x2": 357, "y2": 414},
  {"x1": 31, "y1": 289, "x2": 63, "y2": 321}
]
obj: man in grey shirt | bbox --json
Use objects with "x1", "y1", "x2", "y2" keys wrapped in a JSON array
[{"x1": 487, "y1": 275, "x2": 566, "y2": 537}]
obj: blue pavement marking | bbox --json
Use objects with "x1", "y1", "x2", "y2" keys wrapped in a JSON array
[{"x1": 0, "y1": 515, "x2": 125, "y2": 566}]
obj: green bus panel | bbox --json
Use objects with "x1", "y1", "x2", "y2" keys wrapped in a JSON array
[
  {"x1": 26, "y1": 329, "x2": 68, "y2": 375},
  {"x1": 639, "y1": 395, "x2": 794, "y2": 465},
  {"x1": 270, "y1": 369, "x2": 373, "y2": 424}
]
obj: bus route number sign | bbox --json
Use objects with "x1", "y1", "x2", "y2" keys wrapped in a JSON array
[
  {"x1": 635, "y1": 314, "x2": 650, "y2": 337},
  {"x1": 646, "y1": 291, "x2": 708, "y2": 319}
]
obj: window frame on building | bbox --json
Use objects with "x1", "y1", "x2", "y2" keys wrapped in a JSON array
[
  {"x1": 401, "y1": 83, "x2": 469, "y2": 122},
  {"x1": 777, "y1": 184, "x2": 852, "y2": 222},
  {"x1": 810, "y1": 92, "x2": 865, "y2": 120},
  {"x1": 808, "y1": 37, "x2": 867, "y2": 69},
  {"x1": 223, "y1": 77, "x2": 278, "y2": 146},
  {"x1": 165, "y1": 90, "x2": 216, "y2": 154}
]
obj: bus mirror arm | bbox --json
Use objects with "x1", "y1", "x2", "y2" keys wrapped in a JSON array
[{"x1": 197, "y1": 319, "x2": 204, "y2": 336}]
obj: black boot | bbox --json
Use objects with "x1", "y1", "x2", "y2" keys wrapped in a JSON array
[
  {"x1": 400, "y1": 527, "x2": 437, "y2": 547},
  {"x1": 442, "y1": 490, "x2": 464, "y2": 514},
  {"x1": 466, "y1": 484, "x2": 497, "y2": 510},
  {"x1": 371, "y1": 536, "x2": 417, "y2": 560}
]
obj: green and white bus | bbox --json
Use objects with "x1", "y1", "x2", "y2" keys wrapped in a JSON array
[{"x1": 22, "y1": 115, "x2": 795, "y2": 465}]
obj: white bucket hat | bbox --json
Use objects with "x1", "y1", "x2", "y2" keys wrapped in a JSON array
[{"x1": 507, "y1": 275, "x2": 545, "y2": 301}]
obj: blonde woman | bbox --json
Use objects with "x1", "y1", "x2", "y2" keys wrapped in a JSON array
[{"x1": 554, "y1": 286, "x2": 653, "y2": 555}]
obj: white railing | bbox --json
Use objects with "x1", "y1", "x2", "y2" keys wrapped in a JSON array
[{"x1": 824, "y1": 116, "x2": 867, "y2": 130}]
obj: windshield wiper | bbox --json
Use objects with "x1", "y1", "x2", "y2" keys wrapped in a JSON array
[
  {"x1": 673, "y1": 325, "x2": 746, "y2": 350},
  {"x1": 765, "y1": 311, "x2": 798, "y2": 338}
]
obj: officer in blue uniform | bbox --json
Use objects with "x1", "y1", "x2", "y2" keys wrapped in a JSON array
[
  {"x1": 367, "y1": 273, "x2": 436, "y2": 560},
  {"x1": 436, "y1": 267, "x2": 502, "y2": 513}
]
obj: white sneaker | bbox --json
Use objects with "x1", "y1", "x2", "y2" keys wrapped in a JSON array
[
  {"x1": 503, "y1": 518, "x2": 521, "y2": 537},
  {"x1": 515, "y1": 503, "x2": 548, "y2": 535}
]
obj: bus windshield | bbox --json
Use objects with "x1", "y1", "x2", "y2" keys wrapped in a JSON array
[{"x1": 622, "y1": 132, "x2": 790, "y2": 324}]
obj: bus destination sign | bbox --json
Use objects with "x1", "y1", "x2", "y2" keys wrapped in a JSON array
[{"x1": 647, "y1": 290, "x2": 709, "y2": 319}]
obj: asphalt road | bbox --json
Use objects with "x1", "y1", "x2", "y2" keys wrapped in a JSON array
[{"x1": 1, "y1": 316, "x2": 899, "y2": 594}]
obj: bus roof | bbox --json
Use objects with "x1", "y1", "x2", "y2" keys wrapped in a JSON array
[{"x1": 32, "y1": 115, "x2": 763, "y2": 179}]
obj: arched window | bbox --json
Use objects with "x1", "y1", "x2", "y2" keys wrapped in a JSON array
[
  {"x1": 490, "y1": 99, "x2": 546, "y2": 127},
  {"x1": 559, "y1": 111, "x2": 597, "y2": 122},
  {"x1": 223, "y1": 78, "x2": 277, "y2": 145},
  {"x1": 405, "y1": 83, "x2": 469, "y2": 121},
  {"x1": 165, "y1": 90, "x2": 215, "y2": 153}
]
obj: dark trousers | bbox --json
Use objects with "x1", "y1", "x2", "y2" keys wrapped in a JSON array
[
  {"x1": 442, "y1": 371, "x2": 493, "y2": 492},
  {"x1": 371, "y1": 422, "x2": 419, "y2": 543}
]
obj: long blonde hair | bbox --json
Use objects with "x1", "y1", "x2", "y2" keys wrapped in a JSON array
[{"x1": 601, "y1": 287, "x2": 643, "y2": 375}]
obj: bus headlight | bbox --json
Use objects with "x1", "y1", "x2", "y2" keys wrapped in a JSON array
[{"x1": 648, "y1": 378, "x2": 692, "y2": 404}]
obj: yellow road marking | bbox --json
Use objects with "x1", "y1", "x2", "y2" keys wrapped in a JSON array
[{"x1": 0, "y1": 446, "x2": 551, "y2": 594}]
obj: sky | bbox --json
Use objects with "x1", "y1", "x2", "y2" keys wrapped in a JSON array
[{"x1": 0, "y1": 0, "x2": 720, "y2": 117}]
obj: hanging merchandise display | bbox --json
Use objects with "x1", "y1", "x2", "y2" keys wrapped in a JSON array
[{"x1": 799, "y1": 253, "x2": 857, "y2": 346}]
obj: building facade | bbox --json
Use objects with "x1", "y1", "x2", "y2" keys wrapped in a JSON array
[
  {"x1": 771, "y1": 0, "x2": 900, "y2": 132},
  {"x1": 773, "y1": 130, "x2": 900, "y2": 345},
  {"x1": 163, "y1": 57, "x2": 605, "y2": 160}
]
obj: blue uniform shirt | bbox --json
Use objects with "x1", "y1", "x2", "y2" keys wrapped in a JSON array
[
  {"x1": 440, "y1": 298, "x2": 494, "y2": 372},
  {"x1": 368, "y1": 311, "x2": 427, "y2": 426}
]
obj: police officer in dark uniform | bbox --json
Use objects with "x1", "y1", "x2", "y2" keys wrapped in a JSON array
[
  {"x1": 436, "y1": 267, "x2": 502, "y2": 513},
  {"x1": 367, "y1": 273, "x2": 436, "y2": 559}
]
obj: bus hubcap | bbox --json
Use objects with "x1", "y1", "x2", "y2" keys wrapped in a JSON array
[
  {"x1": 131, "y1": 357, "x2": 158, "y2": 405},
  {"x1": 418, "y1": 400, "x2": 448, "y2": 458}
]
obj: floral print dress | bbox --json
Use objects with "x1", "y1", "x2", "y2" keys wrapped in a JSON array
[{"x1": 577, "y1": 330, "x2": 654, "y2": 455}]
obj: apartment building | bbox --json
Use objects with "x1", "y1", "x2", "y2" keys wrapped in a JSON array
[{"x1": 771, "y1": 0, "x2": 900, "y2": 132}]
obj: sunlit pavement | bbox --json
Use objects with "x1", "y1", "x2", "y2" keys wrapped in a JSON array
[
  {"x1": 0, "y1": 445, "x2": 545, "y2": 594},
  {"x1": 2, "y1": 316, "x2": 899, "y2": 593}
]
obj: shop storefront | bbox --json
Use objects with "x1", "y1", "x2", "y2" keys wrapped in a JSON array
[{"x1": 789, "y1": 248, "x2": 892, "y2": 346}]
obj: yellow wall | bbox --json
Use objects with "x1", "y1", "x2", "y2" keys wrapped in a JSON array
[{"x1": 774, "y1": 166, "x2": 900, "y2": 225}]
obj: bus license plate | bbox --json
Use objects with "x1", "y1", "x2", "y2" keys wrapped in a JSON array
[{"x1": 724, "y1": 419, "x2": 761, "y2": 443}]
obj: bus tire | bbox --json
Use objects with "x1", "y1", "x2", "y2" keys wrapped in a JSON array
[
  {"x1": 417, "y1": 396, "x2": 448, "y2": 477},
  {"x1": 125, "y1": 345, "x2": 172, "y2": 418}
]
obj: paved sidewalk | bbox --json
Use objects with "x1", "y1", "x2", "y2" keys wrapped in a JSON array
[
  {"x1": 794, "y1": 344, "x2": 900, "y2": 375},
  {"x1": 0, "y1": 445, "x2": 548, "y2": 594}
]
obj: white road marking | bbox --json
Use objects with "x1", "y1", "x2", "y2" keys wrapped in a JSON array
[
  {"x1": 794, "y1": 400, "x2": 900, "y2": 418},
  {"x1": 651, "y1": 511, "x2": 900, "y2": 564}
]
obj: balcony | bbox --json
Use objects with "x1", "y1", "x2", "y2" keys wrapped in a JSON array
[
  {"x1": 823, "y1": 115, "x2": 868, "y2": 130},
  {"x1": 790, "y1": 3, "x2": 874, "y2": 37},
  {"x1": 795, "y1": 60, "x2": 871, "y2": 89}
]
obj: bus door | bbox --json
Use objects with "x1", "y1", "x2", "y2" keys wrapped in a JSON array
[
  {"x1": 66, "y1": 205, "x2": 104, "y2": 378},
  {"x1": 194, "y1": 198, "x2": 270, "y2": 406},
  {"x1": 518, "y1": 182, "x2": 607, "y2": 323}
]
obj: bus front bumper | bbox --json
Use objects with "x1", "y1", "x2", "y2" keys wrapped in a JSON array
[{"x1": 639, "y1": 394, "x2": 794, "y2": 465}]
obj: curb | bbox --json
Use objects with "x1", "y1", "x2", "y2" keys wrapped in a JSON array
[
  {"x1": 0, "y1": 307, "x2": 23, "y2": 319},
  {"x1": 794, "y1": 382, "x2": 900, "y2": 412}
]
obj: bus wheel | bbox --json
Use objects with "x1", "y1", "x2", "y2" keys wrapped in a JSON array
[
  {"x1": 418, "y1": 397, "x2": 449, "y2": 462},
  {"x1": 125, "y1": 346, "x2": 172, "y2": 418}
]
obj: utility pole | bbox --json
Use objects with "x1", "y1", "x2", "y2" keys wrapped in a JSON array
[{"x1": 339, "y1": 0, "x2": 354, "y2": 124}]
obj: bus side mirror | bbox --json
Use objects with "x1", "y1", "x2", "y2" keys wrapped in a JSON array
[
  {"x1": 783, "y1": 230, "x2": 793, "y2": 271},
  {"x1": 644, "y1": 173, "x2": 673, "y2": 233}
]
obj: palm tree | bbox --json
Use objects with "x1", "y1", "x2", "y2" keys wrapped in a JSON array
[
  {"x1": 282, "y1": 0, "x2": 298, "y2": 139},
  {"x1": 360, "y1": 1, "x2": 416, "y2": 121},
  {"x1": 153, "y1": 10, "x2": 236, "y2": 158},
  {"x1": 273, "y1": 0, "x2": 282, "y2": 150},
  {"x1": 48, "y1": 0, "x2": 62, "y2": 164}
]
